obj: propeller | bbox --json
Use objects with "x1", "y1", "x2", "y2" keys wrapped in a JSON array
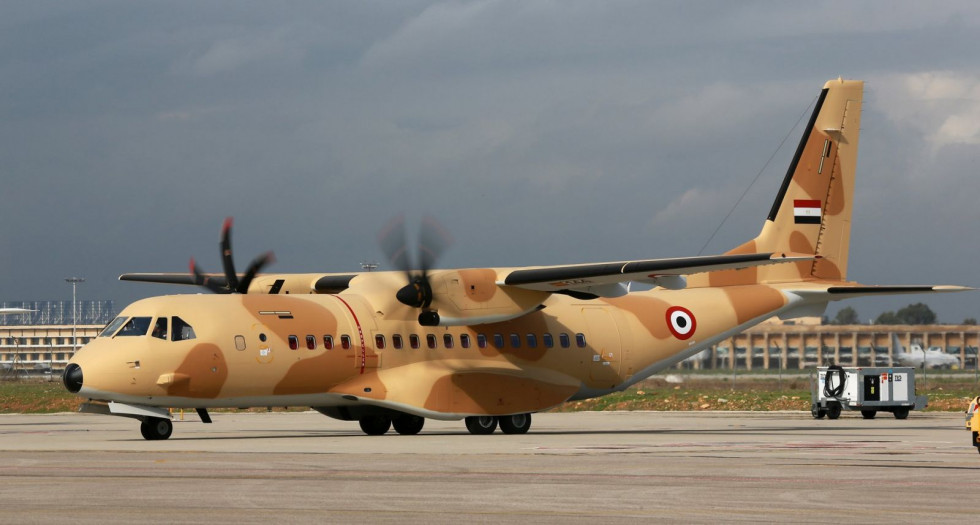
[
  {"x1": 379, "y1": 214, "x2": 452, "y2": 323},
  {"x1": 190, "y1": 217, "x2": 275, "y2": 294}
]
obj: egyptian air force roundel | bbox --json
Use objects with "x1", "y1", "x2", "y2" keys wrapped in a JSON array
[{"x1": 666, "y1": 306, "x2": 696, "y2": 340}]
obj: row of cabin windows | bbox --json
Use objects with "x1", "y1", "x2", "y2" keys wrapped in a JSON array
[
  {"x1": 2, "y1": 337, "x2": 93, "y2": 346},
  {"x1": 281, "y1": 332, "x2": 588, "y2": 351}
]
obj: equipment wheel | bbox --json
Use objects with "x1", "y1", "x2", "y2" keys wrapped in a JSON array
[
  {"x1": 392, "y1": 415, "x2": 425, "y2": 435},
  {"x1": 359, "y1": 415, "x2": 392, "y2": 435},
  {"x1": 827, "y1": 403, "x2": 842, "y2": 420},
  {"x1": 811, "y1": 404, "x2": 825, "y2": 419},
  {"x1": 893, "y1": 407, "x2": 910, "y2": 420},
  {"x1": 498, "y1": 413, "x2": 532, "y2": 434},
  {"x1": 140, "y1": 417, "x2": 173, "y2": 440},
  {"x1": 464, "y1": 416, "x2": 498, "y2": 435},
  {"x1": 861, "y1": 410, "x2": 877, "y2": 420}
]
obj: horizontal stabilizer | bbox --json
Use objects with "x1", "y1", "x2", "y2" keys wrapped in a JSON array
[
  {"x1": 791, "y1": 284, "x2": 973, "y2": 300},
  {"x1": 825, "y1": 285, "x2": 973, "y2": 295}
]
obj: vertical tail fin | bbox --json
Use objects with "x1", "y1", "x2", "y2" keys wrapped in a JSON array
[{"x1": 701, "y1": 79, "x2": 864, "y2": 287}]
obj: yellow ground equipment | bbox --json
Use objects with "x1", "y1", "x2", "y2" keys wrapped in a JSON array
[{"x1": 967, "y1": 396, "x2": 980, "y2": 455}]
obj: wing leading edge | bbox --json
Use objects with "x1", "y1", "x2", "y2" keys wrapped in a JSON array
[{"x1": 501, "y1": 252, "x2": 817, "y2": 297}]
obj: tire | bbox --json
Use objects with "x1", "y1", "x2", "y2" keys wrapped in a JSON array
[
  {"x1": 392, "y1": 415, "x2": 425, "y2": 435},
  {"x1": 498, "y1": 413, "x2": 532, "y2": 434},
  {"x1": 358, "y1": 415, "x2": 392, "y2": 435},
  {"x1": 811, "y1": 404, "x2": 825, "y2": 419},
  {"x1": 827, "y1": 403, "x2": 842, "y2": 420},
  {"x1": 464, "y1": 416, "x2": 498, "y2": 435},
  {"x1": 140, "y1": 417, "x2": 173, "y2": 440},
  {"x1": 893, "y1": 407, "x2": 910, "y2": 420},
  {"x1": 861, "y1": 410, "x2": 877, "y2": 420}
]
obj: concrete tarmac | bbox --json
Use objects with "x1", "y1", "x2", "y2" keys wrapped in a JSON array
[{"x1": 1, "y1": 410, "x2": 977, "y2": 523}]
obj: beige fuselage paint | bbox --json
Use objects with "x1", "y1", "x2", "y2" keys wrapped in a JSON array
[{"x1": 69, "y1": 278, "x2": 798, "y2": 419}]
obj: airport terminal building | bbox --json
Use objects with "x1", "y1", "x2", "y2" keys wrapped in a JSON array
[{"x1": 1, "y1": 301, "x2": 112, "y2": 377}]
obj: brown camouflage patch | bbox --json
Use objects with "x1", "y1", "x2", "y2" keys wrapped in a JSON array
[
  {"x1": 604, "y1": 295, "x2": 672, "y2": 339},
  {"x1": 722, "y1": 285, "x2": 787, "y2": 325},
  {"x1": 423, "y1": 372, "x2": 576, "y2": 415},
  {"x1": 166, "y1": 343, "x2": 227, "y2": 398}
]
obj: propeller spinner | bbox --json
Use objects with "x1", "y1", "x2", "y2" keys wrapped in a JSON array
[
  {"x1": 379, "y1": 214, "x2": 452, "y2": 325},
  {"x1": 190, "y1": 217, "x2": 275, "y2": 294}
]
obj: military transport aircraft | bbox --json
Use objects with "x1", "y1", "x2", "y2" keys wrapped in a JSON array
[{"x1": 63, "y1": 79, "x2": 969, "y2": 440}]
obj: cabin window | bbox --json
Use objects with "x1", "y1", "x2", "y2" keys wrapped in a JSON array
[
  {"x1": 375, "y1": 334, "x2": 386, "y2": 349},
  {"x1": 116, "y1": 317, "x2": 152, "y2": 337},
  {"x1": 559, "y1": 333, "x2": 570, "y2": 348},
  {"x1": 543, "y1": 333, "x2": 554, "y2": 348},
  {"x1": 288, "y1": 335, "x2": 299, "y2": 350},
  {"x1": 341, "y1": 335, "x2": 352, "y2": 350},
  {"x1": 99, "y1": 316, "x2": 128, "y2": 337},
  {"x1": 323, "y1": 335, "x2": 334, "y2": 349},
  {"x1": 443, "y1": 334, "x2": 454, "y2": 349},
  {"x1": 426, "y1": 334, "x2": 437, "y2": 349},
  {"x1": 510, "y1": 333, "x2": 521, "y2": 348},
  {"x1": 477, "y1": 334, "x2": 487, "y2": 348},
  {"x1": 526, "y1": 334, "x2": 537, "y2": 348},
  {"x1": 172, "y1": 317, "x2": 196, "y2": 341},
  {"x1": 410, "y1": 334, "x2": 421, "y2": 349},
  {"x1": 306, "y1": 335, "x2": 317, "y2": 350},
  {"x1": 151, "y1": 318, "x2": 168, "y2": 340},
  {"x1": 235, "y1": 335, "x2": 246, "y2": 351},
  {"x1": 460, "y1": 334, "x2": 471, "y2": 349},
  {"x1": 576, "y1": 333, "x2": 587, "y2": 348},
  {"x1": 493, "y1": 333, "x2": 504, "y2": 349},
  {"x1": 392, "y1": 334, "x2": 403, "y2": 349}
]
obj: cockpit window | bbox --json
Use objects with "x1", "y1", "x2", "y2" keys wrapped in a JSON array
[
  {"x1": 151, "y1": 318, "x2": 168, "y2": 340},
  {"x1": 172, "y1": 316, "x2": 196, "y2": 341},
  {"x1": 116, "y1": 317, "x2": 152, "y2": 337},
  {"x1": 99, "y1": 317, "x2": 128, "y2": 337}
]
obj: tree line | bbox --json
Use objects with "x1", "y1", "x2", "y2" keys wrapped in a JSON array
[{"x1": 826, "y1": 303, "x2": 977, "y2": 326}]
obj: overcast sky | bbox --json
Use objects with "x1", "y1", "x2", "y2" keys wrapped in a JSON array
[{"x1": 1, "y1": 1, "x2": 978, "y2": 324}]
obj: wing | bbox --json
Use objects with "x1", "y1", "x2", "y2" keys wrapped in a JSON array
[
  {"x1": 501, "y1": 252, "x2": 816, "y2": 298},
  {"x1": 119, "y1": 273, "x2": 213, "y2": 286}
]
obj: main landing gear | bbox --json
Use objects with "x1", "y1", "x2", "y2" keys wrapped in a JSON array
[
  {"x1": 355, "y1": 413, "x2": 533, "y2": 435},
  {"x1": 140, "y1": 417, "x2": 173, "y2": 440},
  {"x1": 465, "y1": 414, "x2": 532, "y2": 435},
  {"x1": 358, "y1": 414, "x2": 426, "y2": 436}
]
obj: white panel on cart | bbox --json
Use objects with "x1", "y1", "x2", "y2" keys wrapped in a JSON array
[
  {"x1": 893, "y1": 373, "x2": 909, "y2": 401},
  {"x1": 844, "y1": 371, "x2": 859, "y2": 401},
  {"x1": 880, "y1": 372, "x2": 890, "y2": 402}
]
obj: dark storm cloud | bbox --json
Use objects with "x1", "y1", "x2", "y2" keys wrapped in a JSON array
[{"x1": 1, "y1": 1, "x2": 977, "y2": 323}]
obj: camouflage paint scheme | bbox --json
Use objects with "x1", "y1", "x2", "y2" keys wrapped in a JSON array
[{"x1": 66, "y1": 79, "x2": 968, "y2": 435}]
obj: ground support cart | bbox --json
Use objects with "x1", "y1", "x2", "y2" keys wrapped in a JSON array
[{"x1": 810, "y1": 366, "x2": 927, "y2": 420}]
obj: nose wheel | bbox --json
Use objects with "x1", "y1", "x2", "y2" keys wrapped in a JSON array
[{"x1": 140, "y1": 417, "x2": 173, "y2": 440}]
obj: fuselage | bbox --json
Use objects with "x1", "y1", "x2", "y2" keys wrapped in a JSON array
[{"x1": 66, "y1": 282, "x2": 796, "y2": 419}]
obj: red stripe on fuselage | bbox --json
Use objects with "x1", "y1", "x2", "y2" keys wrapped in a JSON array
[{"x1": 332, "y1": 296, "x2": 367, "y2": 374}]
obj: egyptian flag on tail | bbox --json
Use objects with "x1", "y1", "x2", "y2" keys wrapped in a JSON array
[{"x1": 794, "y1": 199, "x2": 821, "y2": 224}]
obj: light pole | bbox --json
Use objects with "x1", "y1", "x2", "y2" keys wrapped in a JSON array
[{"x1": 65, "y1": 277, "x2": 85, "y2": 352}]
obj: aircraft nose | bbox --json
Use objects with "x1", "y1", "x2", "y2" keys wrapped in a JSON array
[{"x1": 63, "y1": 363, "x2": 83, "y2": 393}]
